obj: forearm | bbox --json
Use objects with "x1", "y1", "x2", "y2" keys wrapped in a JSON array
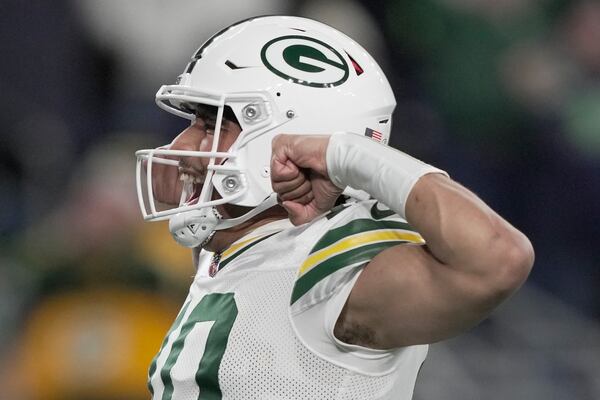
[{"x1": 326, "y1": 132, "x2": 445, "y2": 219}]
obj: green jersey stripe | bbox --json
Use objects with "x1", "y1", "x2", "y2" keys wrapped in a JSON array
[
  {"x1": 325, "y1": 203, "x2": 351, "y2": 220},
  {"x1": 291, "y1": 240, "x2": 408, "y2": 304},
  {"x1": 218, "y1": 231, "x2": 281, "y2": 271},
  {"x1": 310, "y1": 218, "x2": 416, "y2": 255}
]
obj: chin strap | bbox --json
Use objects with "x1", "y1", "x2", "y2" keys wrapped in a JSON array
[
  {"x1": 213, "y1": 193, "x2": 279, "y2": 230},
  {"x1": 169, "y1": 193, "x2": 279, "y2": 248}
]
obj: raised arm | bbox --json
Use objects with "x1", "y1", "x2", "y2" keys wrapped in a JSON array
[
  {"x1": 271, "y1": 133, "x2": 534, "y2": 348},
  {"x1": 342, "y1": 172, "x2": 534, "y2": 348}
]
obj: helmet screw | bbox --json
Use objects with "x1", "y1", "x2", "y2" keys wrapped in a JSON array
[
  {"x1": 286, "y1": 110, "x2": 295, "y2": 119},
  {"x1": 243, "y1": 104, "x2": 259, "y2": 120},
  {"x1": 223, "y1": 175, "x2": 240, "y2": 192}
]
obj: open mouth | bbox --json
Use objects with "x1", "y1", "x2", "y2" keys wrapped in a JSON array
[{"x1": 179, "y1": 173, "x2": 204, "y2": 205}]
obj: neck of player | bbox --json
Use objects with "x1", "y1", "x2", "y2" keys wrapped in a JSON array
[{"x1": 203, "y1": 204, "x2": 288, "y2": 254}]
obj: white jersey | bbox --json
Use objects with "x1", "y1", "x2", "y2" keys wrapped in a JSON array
[{"x1": 148, "y1": 200, "x2": 428, "y2": 400}]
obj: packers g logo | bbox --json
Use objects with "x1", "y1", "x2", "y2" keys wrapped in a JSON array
[{"x1": 260, "y1": 35, "x2": 349, "y2": 88}]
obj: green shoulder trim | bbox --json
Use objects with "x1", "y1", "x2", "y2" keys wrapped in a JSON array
[
  {"x1": 290, "y1": 216, "x2": 423, "y2": 305},
  {"x1": 218, "y1": 231, "x2": 280, "y2": 272},
  {"x1": 326, "y1": 203, "x2": 351, "y2": 220},
  {"x1": 311, "y1": 218, "x2": 415, "y2": 254},
  {"x1": 291, "y1": 240, "x2": 405, "y2": 304}
]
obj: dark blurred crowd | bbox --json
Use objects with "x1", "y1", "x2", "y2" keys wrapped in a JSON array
[{"x1": 0, "y1": 1, "x2": 598, "y2": 399}]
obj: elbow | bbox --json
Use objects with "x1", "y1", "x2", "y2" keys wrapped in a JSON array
[{"x1": 490, "y1": 231, "x2": 535, "y2": 297}]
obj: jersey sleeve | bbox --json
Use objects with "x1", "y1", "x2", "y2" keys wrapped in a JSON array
[{"x1": 289, "y1": 200, "x2": 428, "y2": 374}]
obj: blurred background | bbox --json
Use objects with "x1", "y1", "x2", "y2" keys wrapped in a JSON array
[{"x1": 0, "y1": 0, "x2": 598, "y2": 399}]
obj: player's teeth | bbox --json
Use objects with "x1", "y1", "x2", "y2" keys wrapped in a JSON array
[{"x1": 178, "y1": 173, "x2": 202, "y2": 184}]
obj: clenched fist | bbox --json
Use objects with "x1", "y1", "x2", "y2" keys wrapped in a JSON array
[{"x1": 271, "y1": 134, "x2": 343, "y2": 225}]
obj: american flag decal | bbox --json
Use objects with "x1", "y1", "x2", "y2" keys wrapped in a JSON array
[{"x1": 365, "y1": 128, "x2": 383, "y2": 142}]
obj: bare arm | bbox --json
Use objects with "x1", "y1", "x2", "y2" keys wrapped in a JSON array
[
  {"x1": 338, "y1": 173, "x2": 534, "y2": 348},
  {"x1": 271, "y1": 133, "x2": 534, "y2": 348}
]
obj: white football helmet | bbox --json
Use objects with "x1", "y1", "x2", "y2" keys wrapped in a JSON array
[{"x1": 135, "y1": 15, "x2": 396, "y2": 247}]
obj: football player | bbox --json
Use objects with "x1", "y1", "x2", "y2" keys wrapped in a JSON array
[{"x1": 135, "y1": 15, "x2": 534, "y2": 400}]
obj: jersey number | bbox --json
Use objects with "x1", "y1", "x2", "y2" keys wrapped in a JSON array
[{"x1": 149, "y1": 293, "x2": 238, "y2": 400}]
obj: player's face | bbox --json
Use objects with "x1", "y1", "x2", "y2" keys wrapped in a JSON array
[
  {"x1": 149, "y1": 105, "x2": 241, "y2": 207},
  {"x1": 172, "y1": 105, "x2": 241, "y2": 182}
]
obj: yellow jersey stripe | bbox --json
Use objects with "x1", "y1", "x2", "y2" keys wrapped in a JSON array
[
  {"x1": 221, "y1": 235, "x2": 266, "y2": 260},
  {"x1": 299, "y1": 229, "x2": 423, "y2": 275}
]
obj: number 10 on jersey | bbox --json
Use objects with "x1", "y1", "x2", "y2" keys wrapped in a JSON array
[{"x1": 149, "y1": 293, "x2": 238, "y2": 400}]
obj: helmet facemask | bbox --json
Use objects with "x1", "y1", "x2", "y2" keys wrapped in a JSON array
[{"x1": 135, "y1": 81, "x2": 286, "y2": 247}]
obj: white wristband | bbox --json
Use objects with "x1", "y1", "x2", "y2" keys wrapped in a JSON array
[{"x1": 326, "y1": 132, "x2": 448, "y2": 219}]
